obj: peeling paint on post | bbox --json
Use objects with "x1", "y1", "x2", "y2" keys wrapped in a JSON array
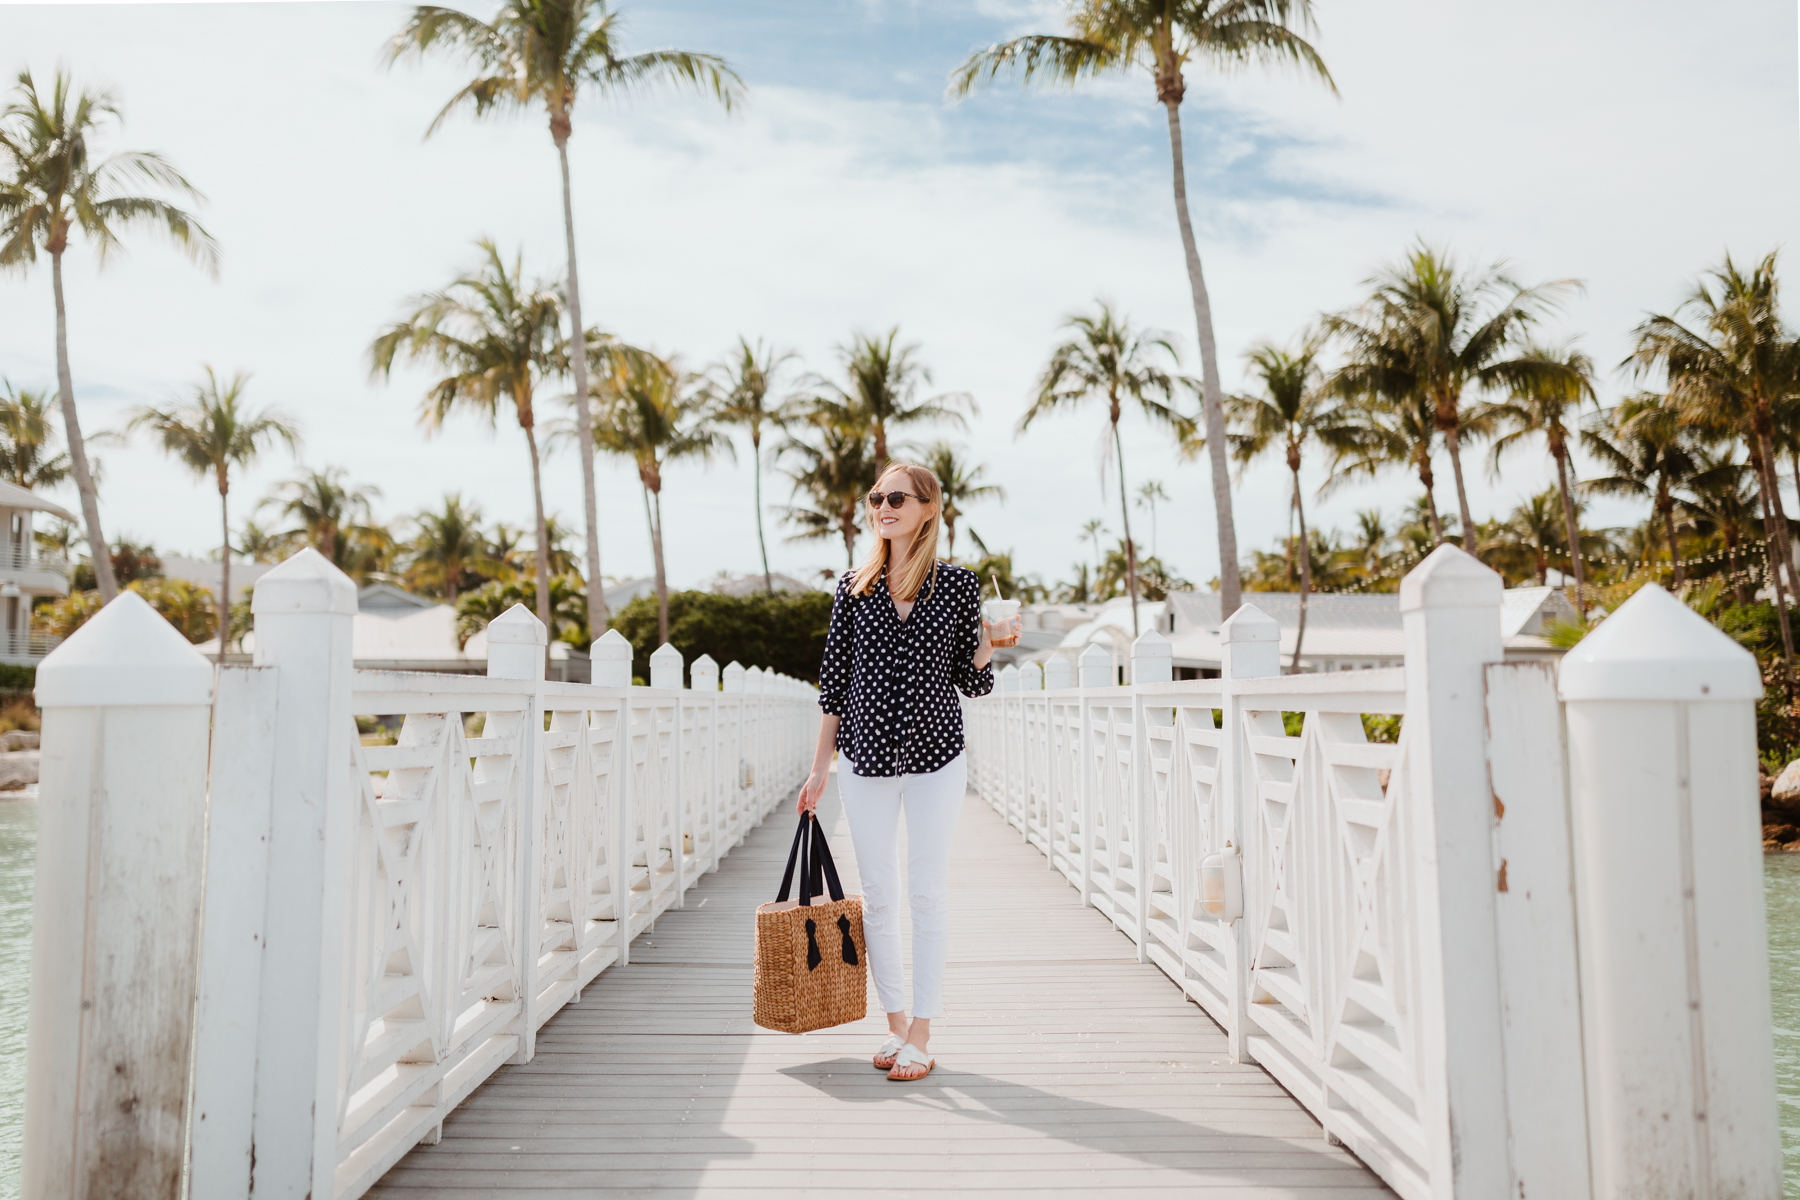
[{"x1": 22, "y1": 592, "x2": 214, "y2": 1197}]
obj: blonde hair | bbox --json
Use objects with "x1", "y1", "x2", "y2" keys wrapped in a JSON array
[{"x1": 851, "y1": 461, "x2": 942, "y2": 602}]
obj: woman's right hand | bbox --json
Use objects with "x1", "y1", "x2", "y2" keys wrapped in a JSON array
[{"x1": 796, "y1": 767, "x2": 828, "y2": 815}]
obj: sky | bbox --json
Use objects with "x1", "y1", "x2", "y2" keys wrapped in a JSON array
[{"x1": 0, "y1": 0, "x2": 1796, "y2": 594}]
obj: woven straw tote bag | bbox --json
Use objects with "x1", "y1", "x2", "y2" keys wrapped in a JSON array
[{"x1": 753, "y1": 813, "x2": 867, "y2": 1033}]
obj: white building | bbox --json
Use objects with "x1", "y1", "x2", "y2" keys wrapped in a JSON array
[
  {"x1": 0, "y1": 483, "x2": 75, "y2": 665},
  {"x1": 1007, "y1": 586, "x2": 1577, "y2": 680},
  {"x1": 201, "y1": 582, "x2": 590, "y2": 680}
]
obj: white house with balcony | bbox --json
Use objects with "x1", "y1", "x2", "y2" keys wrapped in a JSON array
[{"x1": 0, "y1": 481, "x2": 73, "y2": 664}]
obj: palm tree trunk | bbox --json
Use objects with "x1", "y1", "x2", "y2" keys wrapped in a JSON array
[
  {"x1": 1161, "y1": 97, "x2": 1240, "y2": 619},
  {"x1": 556, "y1": 136, "x2": 608, "y2": 639},
  {"x1": 218, "y1": 485, "x2": 231, "y2": 665},
  {"x1": 1418, "y1": 456, "x2": 1445, "y2": 543},
  {"x1": 643, "y1": 481, "x2": 669, "y2": 646},
  {"x1": 946, "y1": 515, "x2": 957, "y2": 563},
  {"x1": 523, "y1": 422, "x2": 554, "y2": 671},
  {"x1": 51, "y1": 249, "x2": 116, "y2": 603},
  {"x1": 1661, "y1": 492, "x2": 1684, "y2": 587},
  {"x1": 1756, "y1": 426, "x2": 1800, "y2": 598},
  {"x1": 753, "y1": 429, "x2": 774, "y2": 596},
  {"x1": 1291, "y1": 467, "x2": 1312, "y2": 674},
  {"x1": 874, "y1": 424, "x2": 887, "y2": 469},
  {"x1": 1443, "y1": 419, "x2": 1478, "y2": 554},
  {"x1": 1113, "y1": 423, "x2": 1140, "y2": 637},
  {"x1": 1553, "y1": 445, "x2": 1585, "y2": 605},
  {"x1": 1751, "y1": 448, "x2": 1797, "y2": 668}
]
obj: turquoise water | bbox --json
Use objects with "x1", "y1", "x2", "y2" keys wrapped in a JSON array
[
  {"x1": 0, "y1": 812, "x2": 1795, "y2": 1192},
  {"x1": 0, "y1": 799, "x2": 32, "y2": 1200}
]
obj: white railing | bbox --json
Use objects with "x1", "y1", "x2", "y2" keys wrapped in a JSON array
[
  {"x1": 0, "y1": 544, "x2": 69, "y2": 576},
  {"x1": 20, "y1": 548, "x2": 819, "y2": 1199},
  {"x1": 966, "y1": 546, "x2": 1783, "y2": 1200},
  {"x1": 0, "y1": 628, "x2": 61, "y2": 659}
]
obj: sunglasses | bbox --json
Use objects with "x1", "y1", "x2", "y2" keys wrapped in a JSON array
[{"x1": 867, "y1": 490, "x2": 924, "y2": 509}]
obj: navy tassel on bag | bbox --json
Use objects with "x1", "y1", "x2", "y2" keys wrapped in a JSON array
[{"x1": 752, "y1": 813, "x2": 868, "y2": 1032}]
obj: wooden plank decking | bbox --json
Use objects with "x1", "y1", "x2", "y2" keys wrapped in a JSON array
[{"x1": 371, "y1": 768, "x2": 1392, "y2": 1198}]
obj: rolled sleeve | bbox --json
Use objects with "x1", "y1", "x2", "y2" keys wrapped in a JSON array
[
  {"x1": 951, "y1": 579, "x2": 994, "y2": 698},
  {"x1": 817, "y1": 574, "x2": 855, "y2": 716}
]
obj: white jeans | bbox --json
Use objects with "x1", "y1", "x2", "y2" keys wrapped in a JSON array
[{"x1": 836, "y1": 753, "x2": 966, "y2": 1020}]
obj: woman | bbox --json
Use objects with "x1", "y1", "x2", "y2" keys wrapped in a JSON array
[{"x1": 796, "y1": 460, "x2": 1017, "y2": 1082}]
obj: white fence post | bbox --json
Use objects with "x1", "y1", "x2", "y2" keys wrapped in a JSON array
[
  {"x1": 1399, "y1": 544, "x2": 1509, "y2": 1196},
  {"x1": 1483, "y1": 655, "x2": 1593, "y2": 1195},
  {"x1": 690, "y1": 655, "x2": 720, "y2": 872},
  {"x1": 592, "y1": 628, "x2": 632, "y2": 687},
  {"x1": 1559, "y1": 584, "x2": 1779, "y2": 1196},
  {"x1": 1219, "y1": 603, "x2": 1279, "y2": 1065},
  {"x1": 650, "y1": 642, "x2": 684, "y2": 691},
  {"x1": 22, "y1": 593, "x2": 214, "y2": 1197},
  {"x1": 1044, "y1": 655, "x2": 1073, "y2": 690},
  {"x1": 1077, "y1": 643, "x2": 1110, "y2": 908},
  {"x1": 486, "y1": 604, "x2": 546, "y2": 1064},
  {"x1": 1131, "y1": 631, "x2": 1172, "y2": 965}
]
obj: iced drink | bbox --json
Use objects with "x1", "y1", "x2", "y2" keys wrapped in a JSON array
[{"x1": 983, "y1": 598, "x2": 1021, "y2": 647}]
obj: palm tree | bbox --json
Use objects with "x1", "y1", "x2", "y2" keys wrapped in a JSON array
[
  {"x1": 1079, "y1": 518, "x2": 1108, "y2": 593},
  {"x1": 0, "y1": 380, "x2": 71, "y2": 490},
  {"x1": 371, "y1": 239, "x2": 564, "y2": 640},
  {"x1": 1136, "y1": 480, "x2": 1169, "y2": 558},
  {"x1": 779, "y1": 397, "x2": 877, "y2": 570},
  {"x1": 1583, "y1": 395, "x2": 1702, "y2": 588},
  {"x1": 1681, "y1": 448, "x2": 1761, "y2": 606},
  {"x1": 128, "y1": 369, "x2": 300, "y2": 659},
  {"x1": 0, "y1": 70, "x2": 217, "y2": 603},
  {"x1": 812, "y1": 328, "x2": 972, "y2": 466},
  {"x1": 925, "y1": 441, "x2": 1003, "y2": 563},
  {"x1": 265, "y1": 467, "x2": 382, "y2": 570},
  {"x1": 387, "y1": 1, "x2": 742, "y2": 643},
  {"x1": 1325, "y1": 244, "x2": 1579, "y2": 555},
  {"x1": 1351, "y1": 509, "x2": 1390, "y2": 584},
  {"x1": 951, "y1": 1, "x2": 1333, "y2": 622},
  {"x1": 1495, "y1": 489, "x2": 1567, "y2": 586},
  {"x1": 1226, "y1": 332, "x2": 1345, "y2": 670},
  {"x1": 707, "y1": 337, "x2": 796, "y2": 595},
  {"x1": 591, "y1": 348, "x2": 730, "y2": 643},
  {"x1": 1023, "y1": 302, "x2": 1188, "y2": 636},
  {"x1": 235, "y1": 519, "x2": 293, "y2": 564},
  {"x1": 1325, "y1": 389, "x2": 1449, "y2": 542},
  {"x1": 1628, "y1": 252, "x2": 1800, "y2": 616},
  {"x1": 408, "y1": 493, "x2": 489, "y2": 602},
  {"x1": 1483, "y1": 341, "x2": 1598, "y2": 600}
]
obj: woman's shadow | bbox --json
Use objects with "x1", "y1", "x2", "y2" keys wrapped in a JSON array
[{"x1": 776, "y1": 1056, "x2": 1351, "y2": 1179}]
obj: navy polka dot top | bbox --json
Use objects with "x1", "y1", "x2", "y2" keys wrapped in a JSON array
[{"x1": 817, "y1": 561, "x2": 995, "y2": 777}]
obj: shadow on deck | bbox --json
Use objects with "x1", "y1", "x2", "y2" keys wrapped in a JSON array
[{"x1": 370, "y1": 770, "x2": 1392, "y2": 1199}]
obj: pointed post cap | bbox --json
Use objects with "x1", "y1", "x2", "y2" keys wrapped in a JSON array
[
  {"x1": 1132, "y1": 628, "x2": 1172, "y2": 655},
  {"x1": 1222, "y1": 603, "x2": 1280, "y2": 643},
  {"x1": 1400, "y1": 544, "x2": 1503, "y2": 612},
  {"x1": 252, "y1": 547, "x2": 357, "y2": 616},
  {"x1": 590, "y1": 628, "x2": 632, "y2": 659},
  {"x1": 649, "y1": 642, "x2": 684, "y2": 690},
  {"x1": 1559, "y1": 584, "x2": 1761, "y2": 702},
  {"x1": 1020, "y1": 661, "x2": 1044, "y2": 690},
  {"x1": 487, "y1": 603, "x2": 547, "y2": 645},
  {"x1": 722, "y1": 660, "x2": 746, "y2": 693},
  {"x1": 1079, "y1": 642, "x2": 1111, "y2": 666},
  {"x1": 37, "y1": 591, "x2": 214, "y2": 707},
  {"x1": 1000, "y1": 663, "x2": 1021, "y2": 691}
]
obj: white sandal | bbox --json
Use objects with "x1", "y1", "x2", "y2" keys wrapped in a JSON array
[
  {"x1": 886, "y1": 1043, "x2": 935, "y2": 1081},
  {"x1": 872, "y1": 1034, "x2": 905, "y2": 1070}
]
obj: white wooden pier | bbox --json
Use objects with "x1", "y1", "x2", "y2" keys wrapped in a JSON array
[
  {"x1": 369, "y1": 773, "x2": 1388, "y2": 1198},
  {"x1": 17, "y1": 544, "x2": 1788, "y2": 1199}
]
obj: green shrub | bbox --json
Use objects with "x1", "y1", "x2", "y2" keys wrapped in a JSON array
[{"x1": 607, "y1": 590, "x2": 833, "y2": 685}]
